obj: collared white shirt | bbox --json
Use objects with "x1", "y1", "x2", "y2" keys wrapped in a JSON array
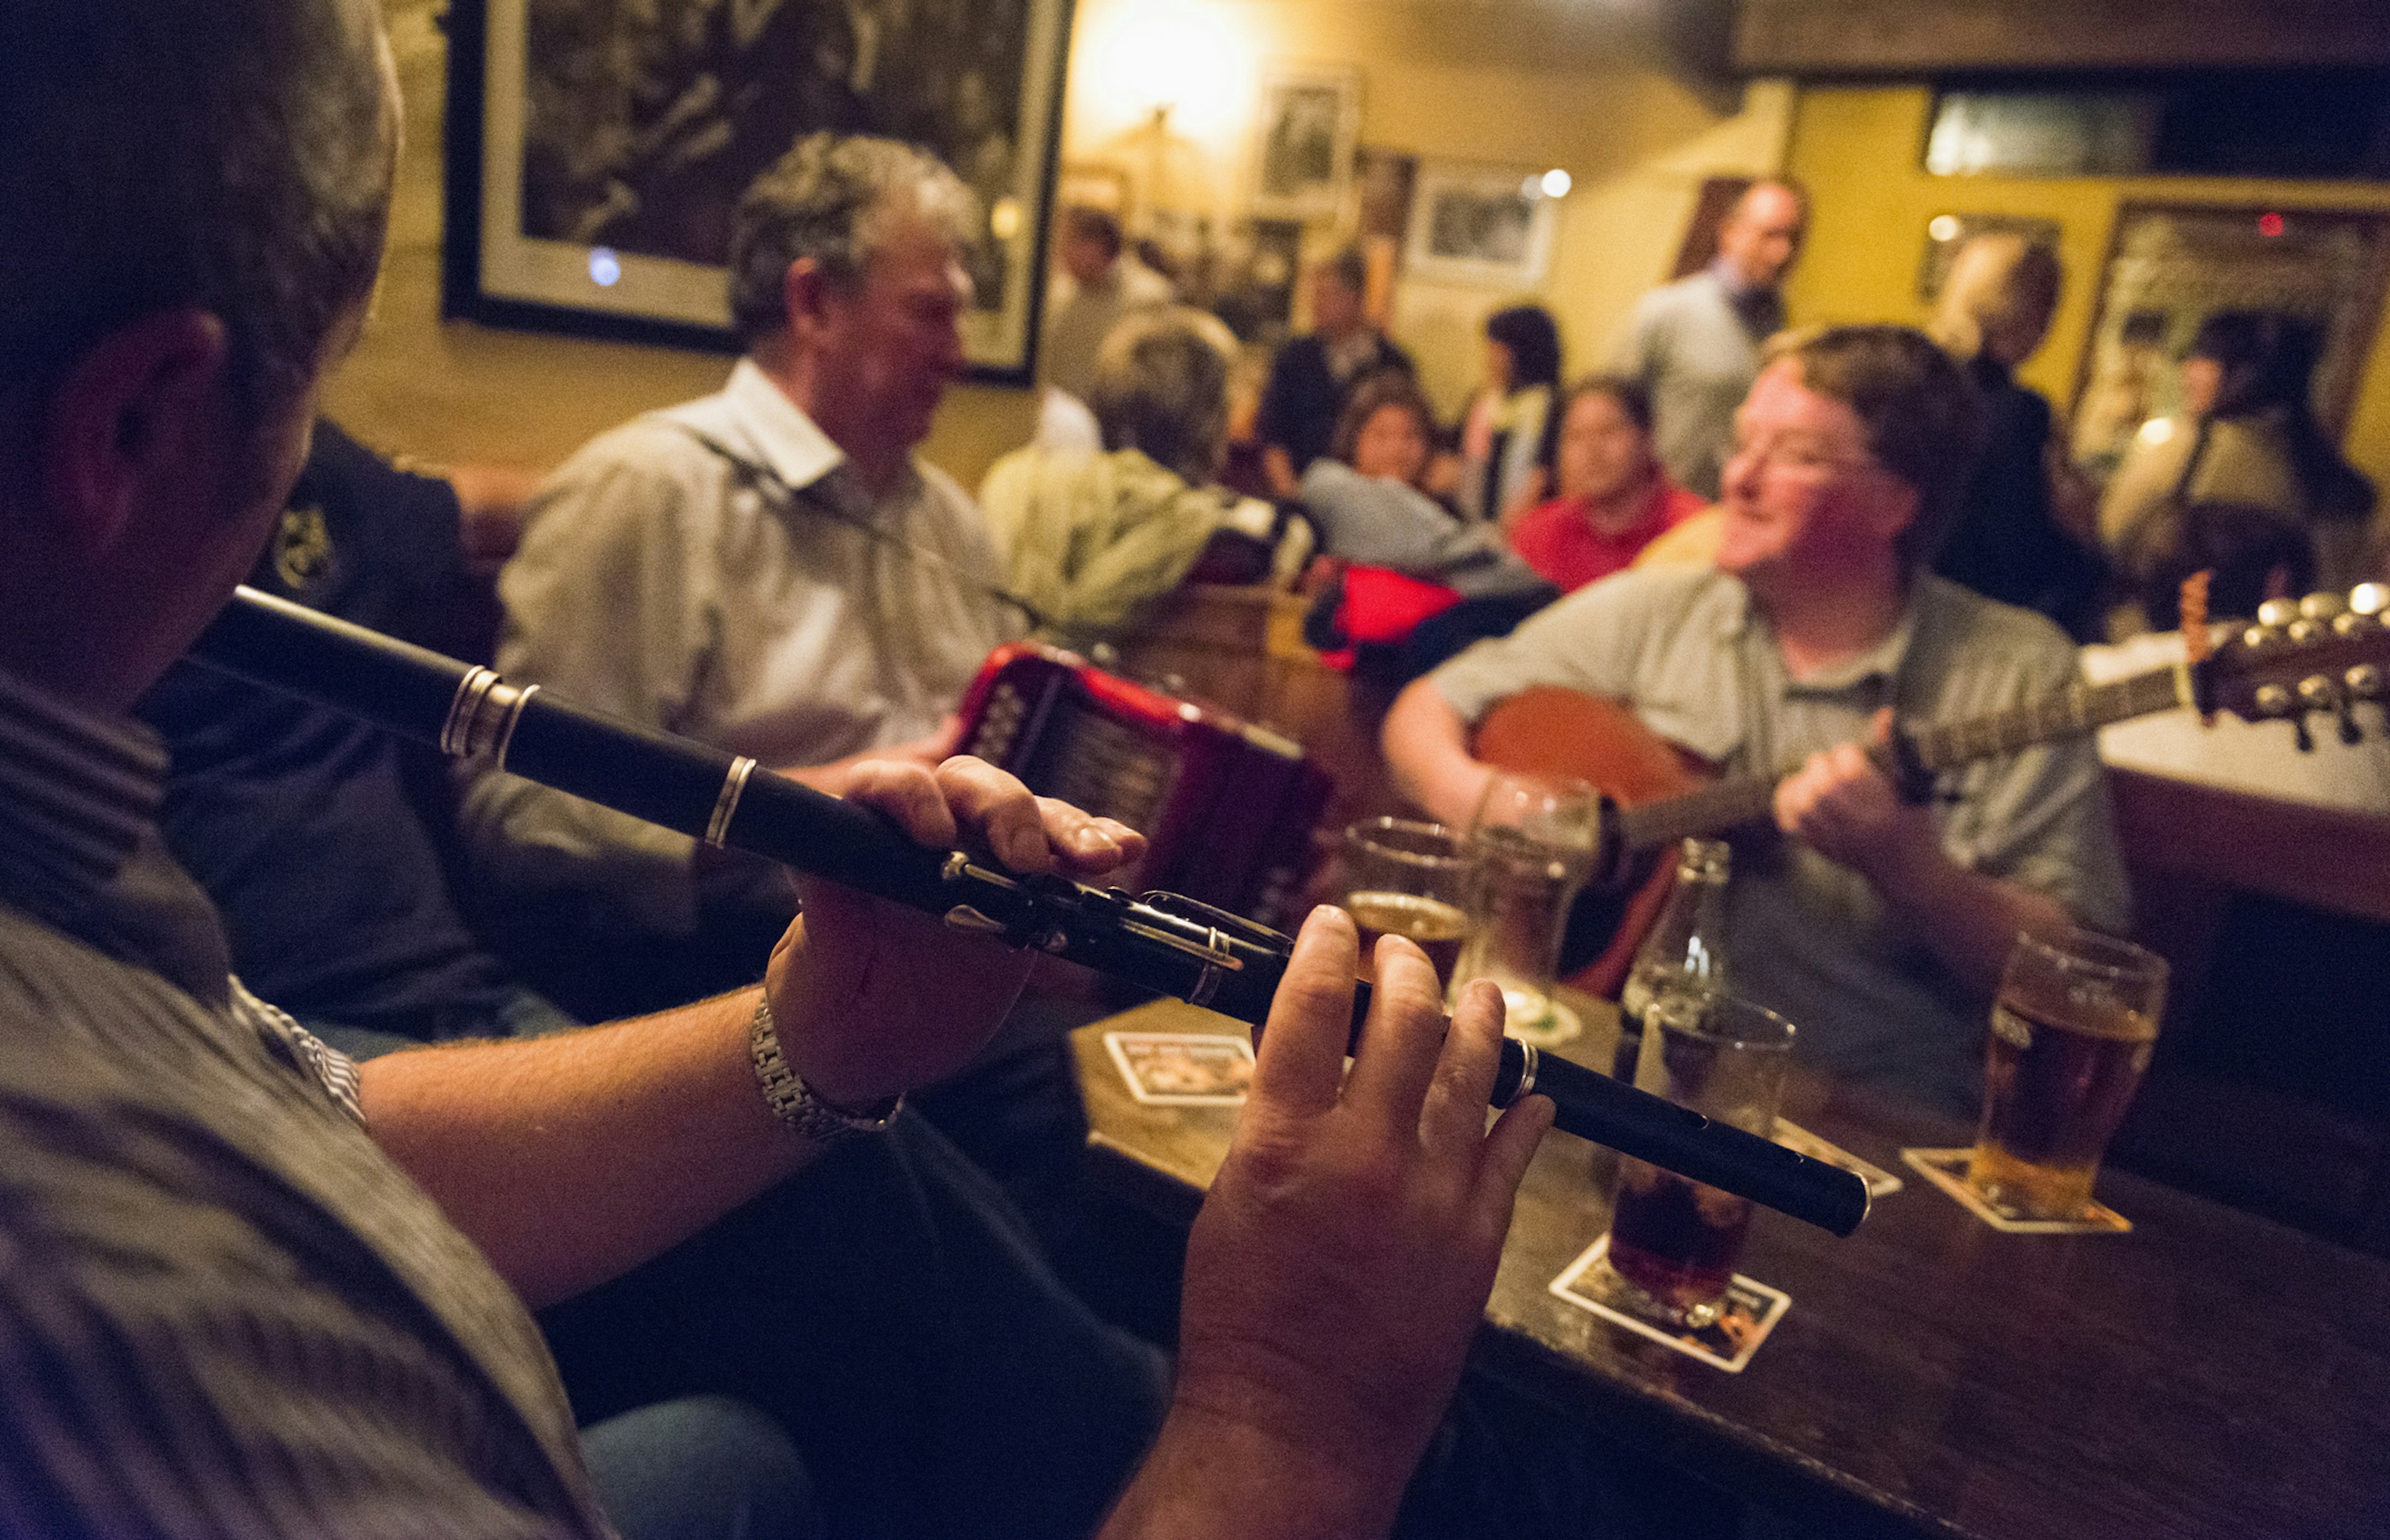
[{"x1": 461, "y1": 359, "x2": 1021, "y2": 933}]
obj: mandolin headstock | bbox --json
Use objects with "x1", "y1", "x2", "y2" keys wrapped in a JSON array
[{"x1": 2200, "y1": 584, "x2": 2389, "y2": 749}]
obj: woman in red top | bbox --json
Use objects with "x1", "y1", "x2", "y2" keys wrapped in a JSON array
[{"x1": 1508, "y1": 375, "x2": 1707, "y2": 592}]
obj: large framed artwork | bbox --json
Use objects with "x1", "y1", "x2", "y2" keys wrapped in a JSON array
[
  {"x1": 1405, "y1": 161, "x2": 1558, "y2": 288},
  {"x1": 2067, "y1": 203, "x2": 2390, "y2": 475},
  {"x1": 443, "y1": 0, "x2": 1077, "y2": 381}
]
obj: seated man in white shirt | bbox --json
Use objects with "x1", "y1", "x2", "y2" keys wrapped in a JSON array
[{"x1": 462, "y1": 132, "x2": 1028, "y2": 1015}]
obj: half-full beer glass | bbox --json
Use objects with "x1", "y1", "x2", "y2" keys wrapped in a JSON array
[
  {"x1": 1968, "y1": 928, "x2": 2168, "y2": 1222},
  {"x1": 1338, "y1": 818, "x2": 1471, "y2": 989},
  {"x1": 1595, "y1": 992, "x2": 1794, "y2": 1327}
]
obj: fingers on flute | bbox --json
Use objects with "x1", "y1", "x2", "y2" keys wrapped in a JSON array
[
  {"x1": 929, "y1": 756, "x2": 1057, "y2": 871},
  {"x1": 1417, "y1": 977, "x2": 1507, "y2": 1155},
  {"x1": 1032, "y1": 796, "x2": 1143, "y2": 877},
  {"x1": 1341, "y1": 936, "x2": 1451, "y2": 1126},
  {"x1": 841, "y1": 760, "x2": 958, "y2": 850},
  {"x1": 1251, "y1": 905, "x2": 1361, "y2": 1119}
]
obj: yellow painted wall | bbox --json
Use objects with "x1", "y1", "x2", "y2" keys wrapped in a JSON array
[
  {"x1": 331, "y1": 1, "x2": 1789, "y2": 487},
  {"x1": 1783, "y1": 85, "x2": 2390, "y2": 490}
]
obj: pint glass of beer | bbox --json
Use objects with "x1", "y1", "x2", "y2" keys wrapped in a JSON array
[
  {"x1": 1338, "y1": 818, "x2": 1471, "y2": 989},
  {"x1": 1968, "y1": 929, "x2": 2168, "y2": 1221},
  {"x1": 1596, "y1": 992, "x2": 1795, "y2": 1327}
]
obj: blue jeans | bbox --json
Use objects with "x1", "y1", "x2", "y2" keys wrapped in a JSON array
[{"x1": 582, "y1": 1395, "x2": 820, "y2": 1540}]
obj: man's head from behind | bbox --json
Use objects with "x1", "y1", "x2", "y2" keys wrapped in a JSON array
[
  {"x1": 730, "y1": 134, "x2": 980, "y2": 470},
  {"x1": 1717, "y1": 326, "x2": 1987, "y2": 593},
  {"x1": 1089, "y1": 308, "x2": 1237, "y2": 485},
  {"x1": 1716, "y1": 180, "x2": 1807, "y2": 292},
  {"x1": 0, "y1": 0, "x2": 396, "y2": 707}
]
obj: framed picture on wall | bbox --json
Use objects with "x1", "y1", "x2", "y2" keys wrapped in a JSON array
[
  {"x1": 1249, "y1": 65, "x2": 1362, "y2": 220},
  {"x1": 2067, "y1": 203, "x2": 2390, "y2": 475},
  {"x1": 442, "y1": 0, "x2": 1075, "y2": 381},
  {"x1": 1405, "y1": 161, "x2": 1558, "y2": 288}
]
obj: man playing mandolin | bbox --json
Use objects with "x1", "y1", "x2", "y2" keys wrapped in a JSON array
[{"x1": 1385, "y1": 325, "x2": 2131, "y2": 1116}]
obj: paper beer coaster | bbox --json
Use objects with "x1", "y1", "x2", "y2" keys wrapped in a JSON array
[
  {"x1": 1773, "y1": 1118, "x2": 1904, "y2": 1200},
  {"x1": 1549, "y1": 1235, "x2": 1791, "y2": 1374},
  {"x1": 1104, "y1": 1032, "x2": 1254, "y2": 1106},
  {"x1": 1900, "y1": 1148, "x2": 2133, "y2": 1234}
]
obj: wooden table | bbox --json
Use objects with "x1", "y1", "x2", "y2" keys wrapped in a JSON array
[{"x1": 1073, "y1": 997, "x2": 2390, "y2": 1539}]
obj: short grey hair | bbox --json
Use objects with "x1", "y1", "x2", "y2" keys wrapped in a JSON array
[
  {"x1": 0, "y1": 1, "x2": 396, "y2": 422},
  {"x1": 728, "y1": 133, "x2": 980, "y2": 346},
  {"x1": 1088, "y1": 309, "x2": 1237, "y2": 483}
]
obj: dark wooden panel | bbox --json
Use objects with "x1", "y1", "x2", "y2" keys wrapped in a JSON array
[{"x1": 1733, "y1": 0, "x2": 2390, "y2": 75}]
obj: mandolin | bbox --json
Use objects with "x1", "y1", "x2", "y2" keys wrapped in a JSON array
[{"x1": 1471, "y1": 586, "x2": 2390, "y2": 997}]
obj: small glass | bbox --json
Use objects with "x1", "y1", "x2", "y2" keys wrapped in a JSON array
[
  {"x1": 1591, "y1": 992, "x2": 1795, "y2": 1328},
  {"x1": 1337, "y1": 818, "x2": 1471, "y2": 989},
  {"x1": 1450, "y1": 772, "x2": 1600, "y2": 1043},
  {"x1": 1968, "y1": 928, "x2": 2168, "y2": 1222}
]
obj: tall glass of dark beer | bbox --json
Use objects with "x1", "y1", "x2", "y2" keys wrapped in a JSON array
[
  {"x1": 1968, "y1": 928, "x2": 2168, "y2": 1221},
  {"x1": 1596, "y1": 992, "x2": 1794, "y2": 1327}
]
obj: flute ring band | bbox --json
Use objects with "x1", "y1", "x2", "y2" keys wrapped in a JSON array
[{"x1": 1509, "y1": 1040, "x2": 1540, "y2": 1103}]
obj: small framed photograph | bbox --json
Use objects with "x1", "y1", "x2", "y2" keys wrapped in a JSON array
[
  {"x1": 1404, "y1": 161, "x2": 1559, "y2": 288},
  {"x1": 1250, "y1": 65, "x2": 1362, "y2": 220},
  {"x1": 443, "y1": 0, "x2": 1075, "y2": 381}
]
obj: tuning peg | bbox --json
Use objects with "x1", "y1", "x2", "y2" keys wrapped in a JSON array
[
  {"x1": 2257, "y1": 598, "x2": 2300, "y2": 628},
  {"x1": 2351, "y1": 582, "x2": 2387, "y2": 618},
  {"x1": 2254, "y1": 683, "x2": 2294, "y2": 717},
  {"x1": 2338, "y1": 700, "x2": 2364, "y2": 747},
  {"x1": 2350, "y1": 663, "x2": 2383, "y2": 701},
  {"x1": 2301, "y1": 592, "x2": 2348, "y2": 622}
]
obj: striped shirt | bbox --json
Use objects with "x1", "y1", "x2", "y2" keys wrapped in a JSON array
[{"x1": 0, "y1": 668, "x2": 611, "y2": 1535}]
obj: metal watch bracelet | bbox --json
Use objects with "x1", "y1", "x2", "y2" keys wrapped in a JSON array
[{"x1": 747, "y1": 995, "x2": 903, "y2": 1143}]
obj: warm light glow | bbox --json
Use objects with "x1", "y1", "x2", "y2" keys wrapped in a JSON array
[
  {"x1": 1928, "y1": 214, "x2": 1961, "y2": 241},
  {"x1": 1540, "y1": 168, "x2": 1573, "y2": 198},
  {"x1": 1072, "y1": 0, "x2": 1255, "y2": 146},
  {"x1": 2138, "y1": 416, "x2": 2178, "y2": 446},
  {"x1": 990, "y1": 197, "x2": 1024, "y2": 241}
]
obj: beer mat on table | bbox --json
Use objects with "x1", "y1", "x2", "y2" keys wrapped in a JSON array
[
  {"x1": 1773, "y1": 1118, "x2": 1903, "y2": 1200},
  {"x1": 1900, "y1": 1149, "x2": 2132, "y2": 1234},
  {"x1": 1104, "y1": 1032, "x2": 1254, "y2": 1105},
  {"x1": 1509, "y1": 996, "x2": 1583, "y2": 1049},
  {"x1": 1549, "y1": 1236, "x2": 1790, "y2": 1374}
]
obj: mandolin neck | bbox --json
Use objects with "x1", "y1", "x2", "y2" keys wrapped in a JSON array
[{"x1": 1614, "y1": 666, "x2": 2193, "y2": 857}]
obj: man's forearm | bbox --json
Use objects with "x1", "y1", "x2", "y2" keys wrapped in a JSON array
[
  {"x1": 359, "y1": 987, "x2": 808, "y2": 1308},
  {"x1": 1383, "y1": 679, "x2": 1489, "y2": 828},
  {"x1": 1867, "y1": 844, "x2": 2075, "y2": 997}
]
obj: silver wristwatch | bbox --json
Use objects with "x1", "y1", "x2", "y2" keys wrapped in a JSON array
[{"x1": 747, "y1": 995, "x2": 902, "y2": 1144}]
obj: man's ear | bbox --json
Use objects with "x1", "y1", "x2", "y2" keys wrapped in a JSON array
[
  {"x1": 780, "y1": 257, "x2": 836, "y2": 346},
  {"x1": 40, "y1": 309, "x2": 232, "y2": 556},
  {"x1": 1868, "y1": 476, "x2": 1921, "y2": 545}
]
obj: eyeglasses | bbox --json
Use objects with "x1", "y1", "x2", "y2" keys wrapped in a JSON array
[{"x1": 1725, "y1": 432, "x2": 1885, "y2": 481}]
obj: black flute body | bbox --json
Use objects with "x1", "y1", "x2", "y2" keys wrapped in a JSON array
[{"x1": 189, "y1": 586, "x2": 1870, "y2": 1237}]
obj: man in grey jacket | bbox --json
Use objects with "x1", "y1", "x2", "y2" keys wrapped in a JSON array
[{"x1": 1616, "y1": 180, "x2": 1807, "y2": 500}]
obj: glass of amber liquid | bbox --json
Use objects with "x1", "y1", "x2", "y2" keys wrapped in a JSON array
[
  {"x1": 1596, "y1": 991, "x2": 1795, "y2": 1328},
  {"x1": 1338, "y1": 818, "x2": 1471, "y2": 990},
  {"x1": 1968, "y1": 928, "x2": 2168, "y2": 1222}
]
